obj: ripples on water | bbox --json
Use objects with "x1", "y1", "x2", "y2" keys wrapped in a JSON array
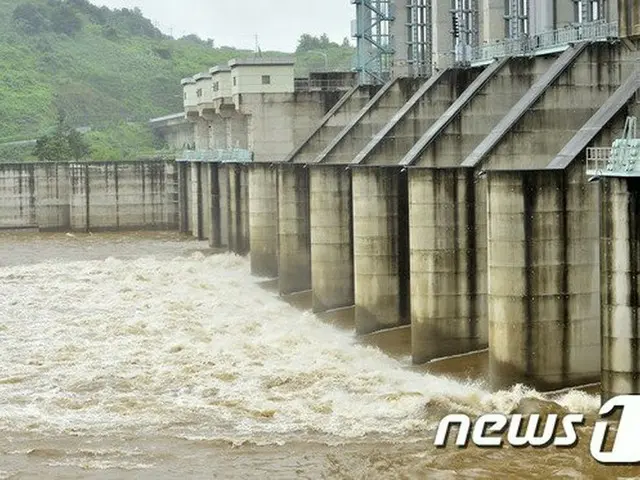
[{"x1": 0, "y1": 232, "x2": 634, "y2": 478}]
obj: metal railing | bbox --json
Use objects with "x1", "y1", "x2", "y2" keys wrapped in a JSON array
[
  {"x1": 294, "y1": 78, "x2": 358, "y2": 91},
  {"x1": 466, "y1": 20, "x2": 619, "y2": 65},
  {"x1": 586, "y1": 117, "x2": 640, "y2": 177},
  {"x1": 586, "y1": 147, "x2": 612, "y2": 175},
  {"x1": 178, "y1": 148, "x2": 253, "y2": 163}
]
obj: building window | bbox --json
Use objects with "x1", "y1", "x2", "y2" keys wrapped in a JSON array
[
  {"x1": 233, "y1": 76, "x2": 237, "y2": 86},
  {"x1": 196, "y1": 88, "x2": 202, "y2": 98},
  {"x1": 183, "y1": 92, "x2": 187, "y2": 100},
  {"x1": 213, "y1": 81, "x2": 219, "y2": 92},
  {"x1": 261, "y1": 75, "x2": 271, "y2": 85}
]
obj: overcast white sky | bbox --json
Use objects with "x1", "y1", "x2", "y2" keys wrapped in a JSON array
[{"x1": 88, "y1": 0, "x2": 354, "y2": 52}]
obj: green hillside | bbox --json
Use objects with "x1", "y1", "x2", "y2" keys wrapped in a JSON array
[{"x1": 0, "y1": 0, "x2": 355, "y2": 160}]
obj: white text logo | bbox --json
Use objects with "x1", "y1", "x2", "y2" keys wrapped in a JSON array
[{"x1": 434, "y1": 394, "x2": 640, "y2": 464}]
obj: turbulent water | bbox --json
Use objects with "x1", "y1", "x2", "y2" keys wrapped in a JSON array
[{"x1": 0, "y1": 232, "x2": 637, "y2": 478}]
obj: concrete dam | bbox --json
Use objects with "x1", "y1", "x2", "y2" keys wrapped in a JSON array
[
  {"x1": 2, "y1": 1, "x2": 640, "y2": 407},
  {"x1": 160, "y1": 18, "x2": 640, "y2": 404}
]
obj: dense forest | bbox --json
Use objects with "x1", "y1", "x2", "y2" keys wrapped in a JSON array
[{"x1": 0, "y1": 0, "x2": 355, "y2": 161}]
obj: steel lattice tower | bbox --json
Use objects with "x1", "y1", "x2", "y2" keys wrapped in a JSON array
[{"x1": 352, "y1": 0, "x2": 395, "y2": 85}]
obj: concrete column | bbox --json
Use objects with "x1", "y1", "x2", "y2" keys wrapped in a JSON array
[
  {"x1": 480, "y1": 0, "x2": 505, "y2": 44},
  {"x1": 218, "y1": 163, "x2": 230, "y2": 248},
  {"x1": 195, "y1": 118, "x2": 209, "y2": 150},
  {"x1": 432, "y1": 0, "x2": 454, "y2": 70},
  {"x1": 601, "y1": 178, "x2": 640, "y2": 402},
  {"x1": 227, "y1": 113, "x2": 248, "y2": 149},
  {"x1": 201, "y1": 162, "x2": 211, "y2": 241},
  {"x1": 209, "y1": 114, "x2": 226, "y2": 149},
  {"x1": 177, "y1": 162, "x2": 189, "y2": 233},
  {"x1": 391, "y1": 0, "x2": 410, "y2": 77},
  {"x1": 555, "y1": 0, "x2": 576, "y2": 28},
  {"x1": 278, "y1": 164, "x2": 311, "y2": 295},
  {"x1": 248, "y1": 163, "x2": 279, "y2": 277},
  {"x1": 487, "y1": 170, "x2": 600, "y2": 391},
  {"x1": 209, "y1": 163, "x2": 221, "y2": 247},
  {"x1": 239, "y1": 165, "x2": 250, "y2": 255},
  {"x1": 190, "y1": 162, "x2": 203, "y2": 240},
  {"x1": 228, "y1": 164, "x2": 241, "y2": 253},
  {"x1": 409, "y1": 168, "x2": 487, "y2": 364},
  {"x1": 310, "y1": 166, "x2": 355, "y2": 312},
  {"x1": 529, "y1": 1, "x2": 574, "y2": 34},
  {"x1": 352, "y1": 167, "x2": 410, "y2": 335}
]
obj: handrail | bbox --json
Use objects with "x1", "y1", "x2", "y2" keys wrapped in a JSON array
[
  {"x1": 463, "y1": 20, "x2": 618, "y2": 65},
  {"x1": 178, "y1": 148, "x2": 253, "y2": 163},
  {"x1": 294, "y1": 78, "x2": 358, "y2": 91}
]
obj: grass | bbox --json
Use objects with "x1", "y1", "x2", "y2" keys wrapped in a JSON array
[{"x1": 0, "y1": 0, "x2": 355, "y2": 161}]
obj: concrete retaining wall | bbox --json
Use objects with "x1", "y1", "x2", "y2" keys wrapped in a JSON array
[{"x1": 0, "y1": 161, "x2": 178, "y2": 232}]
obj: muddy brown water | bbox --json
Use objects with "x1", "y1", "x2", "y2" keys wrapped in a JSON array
[{"x1": 0, "y1": 231, "x2": 636, "y2": 479}]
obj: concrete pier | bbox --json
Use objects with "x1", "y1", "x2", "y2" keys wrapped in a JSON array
[
  {"x1": 401, "y1": 56, "x2": 554, "y2": 167},
  {"x1": 201, "y1": 162, "x2": 212, "y2": 242},
  {"x1": 352, "y1": 167, "x2": 410, "y2": 334},
  {"x1": 409, "y1": 167, "x2": 487, "y2": 364},
  {"x1": 278, "y1": 164, "x2": 311, "y2": 294},
  {"x1": 190, "y1": 162, "x2": 203, "y2": 239},
  {"x1": 600, "y1": 178, "x2": 640, "y2": 402},
  {"x1": 287, "y1": 85, "x2": 378, "y2": 164},
  {"x1": 309, "y1": 165, "x2": 354, "y2": 313},
  {"x1": 208, "y1": 163, "x2": 221, "y2": 247},
  {"x1": 228, "y1": 164, "x2": 242, "y2": 254},
  {"x1": 487, "y1": 168, "x2": 600, "y2": 391},
  {"x1": 248, "y1": 163, "x2": 278, "y2": 276},
  {"x1": 353, "y1": 68, "x2": 481, "y2": 166},
  {"x1": 316, "y1": 78, "x2": 423, "y2": 164},
  {"x1": 464, "y1": 43, "x2": 625, "y2": 170},
  {"x1": 178, "y1": 161, "x2": 189, "y2": 234},
  {"x1": 218, "y1": 163, "x2": 230, "y2": 247},
  {"x1": 239, "y1": 165, "x2": 250, "y2": 255}
]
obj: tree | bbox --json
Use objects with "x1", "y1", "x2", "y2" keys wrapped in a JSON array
[
  {"x1": 296, "y1": 33, "x2": 339, "y2": 52},
  {"x1": 13, "y1": 3, "x2": 50, "y2": 34},
  {"x1": 33, "y1": 112, "x2": 90, "y2": 161},
  {"x1": 50, "y1": 4, "x2": 82, "y2": 36}
]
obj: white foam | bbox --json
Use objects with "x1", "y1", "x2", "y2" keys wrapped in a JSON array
[{"x1": 0, "y1": 249, "x2": 601, "y2": 443}]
